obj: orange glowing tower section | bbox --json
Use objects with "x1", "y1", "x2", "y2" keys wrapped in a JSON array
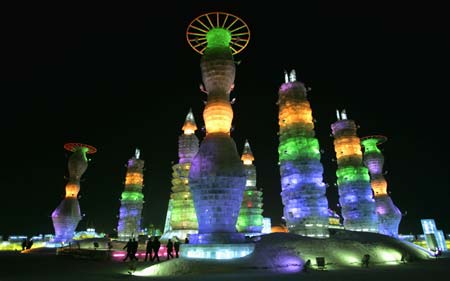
[
  {"x1": 187, "y1": 12, "x2": 250, "y2": 244},
  {"x1": 162, "y1": 109, "x2": 200, "y2": 241},
  {"x1": 52, "y1": 143, "x2": 96, "y2": 243},
  {"x1": 331, "y1": 110, "x2": 378, "y2": 232},
  {"x1": 117, "y1": 148, "x2": 145, "y2": 241},
  {"x1": 361, "y1": 135, "x2": 401, "y2": 237},
  {"x1": 236, "y1": 140, "x2": 264, "y2": 235}
]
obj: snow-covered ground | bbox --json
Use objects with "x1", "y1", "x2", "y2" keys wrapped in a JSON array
[{"x1": 1, "y1": 231, "x2": 448, "y2": 281}]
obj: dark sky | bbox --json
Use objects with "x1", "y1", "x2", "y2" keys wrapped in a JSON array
[{"x1": 1, "y1": 2, "x2": 449, "y2": 238}]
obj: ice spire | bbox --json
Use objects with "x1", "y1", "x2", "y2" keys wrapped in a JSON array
[{"x1": 241, "y1": 139, "x2": 255, "y2": 165}]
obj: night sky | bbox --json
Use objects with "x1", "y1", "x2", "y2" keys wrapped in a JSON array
[{"x1": 2, "y1": 2, "x2": 449, "y2": 238}]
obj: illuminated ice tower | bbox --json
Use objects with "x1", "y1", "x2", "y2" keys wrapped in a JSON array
[
  {"x1": 162, "y1": 109, "x2": 199, "y2": 241},
  {"x1": 361, "y1": 135, "x2": 401, "y2": 237},
  {"x1": 117, "y1": 148, "x2": 145, "y2": 241},
  {"x1": 52, "y1": 143, "x2": 97, "y2": 243},
  {"x1": 331, "y1": 110, "x2": 378, "y2": 232},
  {"x1": 186, "y1": 12, "x2": 250, "y2": 244},
  {"x1": 236, "y1": 139, "x2": 264, "y2": 235},
  {"x1": 277, "y1": 70, "x2": 329, "y2": 237}
]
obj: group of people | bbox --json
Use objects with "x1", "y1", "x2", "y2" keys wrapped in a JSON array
[
  {"x1": 122, "y1": 236, "x2": 188, "y2": 262},
  {"x1": 122, "y1": 238, "x2": 139, "y2": 261},
  {"x1": 144, "y1": 237, "x2": 184, "y2": 262}
]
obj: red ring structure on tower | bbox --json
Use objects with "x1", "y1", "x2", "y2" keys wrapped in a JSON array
[{"x1": 64, "y1": 143, "x2": 97, "y2": 154}]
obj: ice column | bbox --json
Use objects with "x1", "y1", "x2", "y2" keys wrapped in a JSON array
[
  {"x1": 277, "y1": 71, "x2": 329, "y2": 237},
  {"x1": 331, "y1": 110, "x2": 378, "y2": 232}
]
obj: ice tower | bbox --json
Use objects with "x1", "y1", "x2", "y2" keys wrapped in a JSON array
[
  {"x1": 162, "y1": 109, "x2": 199, "y2": 241},
  {"x1": 186, "y1": 12, "x2": 250, "y2": 246},
  {"x1": 277, "y1": 70, "x2": 329, "y2": 237},
  {"x1": 117, "y1": 148, "x2": 145, "y2": 241},
  {"x1": 236, "y1": 139, "x2": 264, "y2": 236},
  {"x1": 52, "y1": 143, "x2": 96, "y2": 243},
  {"x1": 361, "y1": 135, "x2": 401, "y2": 237},
  {"x1": 331, "y1": 110, "x2": 378, "y2": 232}
]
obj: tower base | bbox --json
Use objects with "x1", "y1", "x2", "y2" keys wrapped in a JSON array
[{"x1": 181, "y1": 243, "x2": 254, "y2": 260}]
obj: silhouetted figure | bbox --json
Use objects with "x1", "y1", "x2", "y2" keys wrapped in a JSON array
[
  {"x1": 26, "y1": 239, "x2": 33, "y2": 250},
  {"x1": 174, "y1": 240, "x2": 180, "y2": 258},
  {"x1": 166, "y1": 239, "x2": 174, "y2": 260},
  {"x1": 362, "y1": 254, "x2": 370, "y2": 268},
  {"x1": 123, "y1": 239, "x2": 133, "y2": 261},
  {"x1": 151, "y1": 237, "x2": 161, "y2": 262},
  {"x1": 131, "y1": 238, "x2": 139, "y2": 260},
  {"x1": 302, "y1": 259, "x2": 311, "y2": 272},
  {"x1": 144, "y1": 237, "x2": 153, "y2": 261},
  {"x1": 185, "y1": 237, "x2": 189, "y2": 244},
  {"x1": 401, "y1": 252, "x2": 410, "y2": 263},
  {"x1": 21, "y1": 239, "x2": 27, "y2": 251}
]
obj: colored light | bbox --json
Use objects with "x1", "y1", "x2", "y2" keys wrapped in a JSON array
[
  {"x1": 203, "y1": 100, "x2": 233, "y2": 134},
  {"x1": 117, "y1": 152, "x2": 145, "y2": 240},
  {"x1": 331, "y1": 117, "x2": 378, "y2": 233},
  {"x1": 277, "y1": 79, "x2": 329, "y2": 237},
  {"x1": 362, "y1": 135, "x2": 401, "y2": 237},
  {"x1": 206, "y1": 28, "x2": 232, "y2": 49}
]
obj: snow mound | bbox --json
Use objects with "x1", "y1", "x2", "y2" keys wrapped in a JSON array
[{"x1": 135, "y1": 230, "x2": 434, "y2": 277}]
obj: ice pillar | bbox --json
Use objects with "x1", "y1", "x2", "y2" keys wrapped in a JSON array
[
  {"x1": 188, "y1": 24, "x2": 246, "y2": 245},
  {"x1": 361, "y1": 135, "x2": 401, "y2": 237},
  {"x1": 236, "y1": 140, "x2": 264, "y2": 235},
  {"x1": 52, "y1": 143, "x2": 96, "y2": 243},
  {"x1": 277, "y1": 72, "x2": 329, "y2": 237},
  {"x1": 162, "y1": 109, "x2": 199, "y2": 241},
  {"x1": 331, "y1": 110, "x2": 378, "y2": 232},
  {"x1": 117, "y1": 149, "x2": 145, "y2": 240}
]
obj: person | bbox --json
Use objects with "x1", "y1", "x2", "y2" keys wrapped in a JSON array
[
  {"x1": 151, "y1": 237, "x2": 161, "y2": 262},
  {"x1": 131, "y1": 238, "x2": 139, "y2": 261},
  {"x1": 174, "y1": 239, "x2": 180, "y2": 258},
  {"x1": 166, "y1": 239, "x2": 174, "y2": 260},
  {"x1": 26, "y1": 239, "x2": 33, "y2": 250},
  {"x1": 184, "y1": 237, "x2": 189, "y2": 244},
  {"x1": 362, "y1": 254, "x2": 370, "y2": 268},
  {"x1": 302, "y1": 259, "x2": 311, "y2": 272},
  {"x1": 21, "y1": 239, "x2": 27, "y2": 251},
  {"x1": 122, "y1": 239, "x2": 133, "y2": 261},
  {"x1": 144, "y1": 237, "x2": 153, "y2": 262}
]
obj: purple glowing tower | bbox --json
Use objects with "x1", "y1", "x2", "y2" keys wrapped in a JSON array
[
  {"x1": 186, "y1": 12, "x2": 250, "y2": 244},
  {"x1": 52, "y1": 143, "x2": 96, "y2": 243},
  {"x1": 361, "y1": 135, "x2": 401, "y2": 237},
  {"x1": 331, "y1": 110, "x2": 378, "y2": 232}
]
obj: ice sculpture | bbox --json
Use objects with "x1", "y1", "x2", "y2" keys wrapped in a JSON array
[
  {"x1": 361, "y1": 135, "x2": 401, "y2": 237},
  {"x1": 162, "y1": 109, "x2": 199, "y2": 241},
  {"x1": 236, "y1": 139, "x2": 264, "y2": 235},
  {"x1": 117, "y1": 148, "x2": 145, "y2": 240},
  {"x1": 331, "y1": 110, "x2": 378, "y2": 232},
  {"x1": 277, "y1": 71, "x2": 329, "y2": 237},
  {"x1": 186, "y1": 12, "x2": 250, "y2": 245},
  {"x1": 52, "y1": 143, "x2": 96, "y2": 243}
]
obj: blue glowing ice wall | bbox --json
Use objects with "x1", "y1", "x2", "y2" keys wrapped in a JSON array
[
  {"x1": 187, "y1": 14, "x2": 248, "y2": 244},
  {"x1": 277, "y1": 70, "x2": 329, "y2": 237},
  {"x1": 361, "y1": 135, "x2": 401, "y2": 237},
  {"x1": 117, "y1": 149, "x2": 145, "y2": 241},
  {"x1": 421, "y1": 219, "x2": 448, "y2": 251},
  {"x1": 331, "y1": 110, "x2": 378, "y2": 232}
]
